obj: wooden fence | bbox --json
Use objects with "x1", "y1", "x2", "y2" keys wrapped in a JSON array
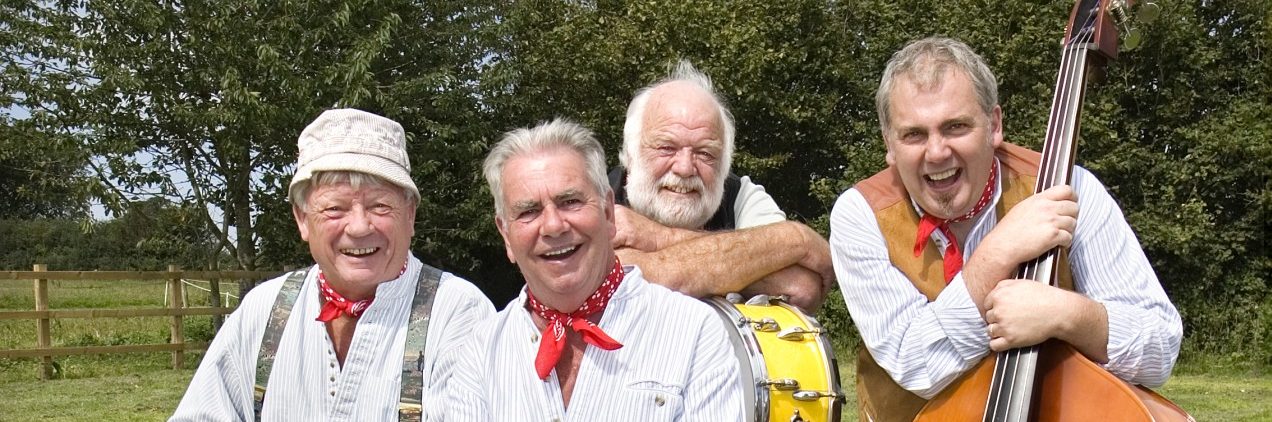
[{"x1": 0, "y1": 264, "x2": 283, "y2": 379}]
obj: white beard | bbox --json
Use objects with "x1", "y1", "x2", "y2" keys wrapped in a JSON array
[{"x1": 626, "y1": 160, "x2": 725, "y2": 229}]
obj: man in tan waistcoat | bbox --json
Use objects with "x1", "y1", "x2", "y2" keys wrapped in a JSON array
[{"x1": 828, "y1": 37, "x2": 1182, "y2": 421}]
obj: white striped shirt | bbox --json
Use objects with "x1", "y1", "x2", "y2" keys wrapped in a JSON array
[
  {"x1": 443, "y1": 266, "x2": 744, "y2": 421},
  {"x1": 170, "y1": 255, "x2": 495, "y2": 421},
  {"x1": 829, "y1": 165, "x2": 1182, "y2": 399}
]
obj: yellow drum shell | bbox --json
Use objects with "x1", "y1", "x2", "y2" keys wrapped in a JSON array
[{"x1": 705, "y1": 296, "x2": 843, "y2": 422}]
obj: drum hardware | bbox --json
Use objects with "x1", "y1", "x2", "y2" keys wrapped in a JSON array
[
  {"x1": 745, "y1": 294, "x2": 791, "y2": 306},
  {"x1": 792, "y1": 390, "x2": 842, "y2": 402},
  {"x1": 738, "y1": 316, "x2": 781, "y2": 332},
  {"x1": 777, "y1": 326, "x2": 822, "y2": 341},
  {"x1": 762, "y1": 378, "x2": 801, "y2": 390}
]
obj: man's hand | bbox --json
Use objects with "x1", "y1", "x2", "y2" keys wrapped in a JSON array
[
  {"x1": 979, "y1": 186, "x2": 1078, "y2": 270},
  {"x1": 612, "y1": 205, "x2": 668, "y2": 252},
  {"x1": 964, "y1": 185, "x2": 1078, "y2": 315},
  {"x1": 983, "y1": 279, "x2": 1109, "y2": 363},
  {"x1": 791, "y1": 222, "x2": 836, "y2": 293}
]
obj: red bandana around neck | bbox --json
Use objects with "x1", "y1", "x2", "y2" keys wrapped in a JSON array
[
  {"x1": 315, "y1": 263, "x2": 407, "y2": 322},
  {"x1": 914, "y1": 160, "x2": 999, "y2": 284},
  {"x1": 525, "y1": 257, "x2": 625, "y2": 380}
]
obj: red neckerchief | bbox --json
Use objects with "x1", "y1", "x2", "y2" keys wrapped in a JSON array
[
  {"x1": 525, "y1": 257, "x2": 625, "y2": 380},
  {"x1": 315, "y1": 263, "x2": 407, "y2": 322},
  {"x1": 915, "y1": 160, "x2": 999, "y2": 283}
]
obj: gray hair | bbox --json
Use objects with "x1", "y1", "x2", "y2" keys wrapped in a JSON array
[
  {"x1": 620, "y1": 60, "x2": 735, "y2": 175},
  {"x1": 289, "y1": 171, "x2": 419, "y2": 211},
  {"x1": 483, "y1": 119, "x2": 611, "y2": 218},
  {"x1": 876, "y1": 37, "x2": 999, "y2": 135}
]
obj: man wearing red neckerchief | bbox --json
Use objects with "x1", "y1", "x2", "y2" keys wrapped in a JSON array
[
  {"x1": 443, "y1": 119, "x2": 744, "y2": 421},
  {"x1": 173, "y1": 109, "x2": 494, "y2": 421},
  {"x1": 829, "y1": 37, "x2": 1182, "y2": 422}
]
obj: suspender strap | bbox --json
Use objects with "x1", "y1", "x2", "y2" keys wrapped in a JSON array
[
  {"x1": 252, "y1": 265, "x2": 443, "y2": 421},
  {"x1": 253, "y1": 268, "x2": 308, "y2": 418},
  {"x1": 396, "y1": 264, "x2": 442, "y2": 422}
]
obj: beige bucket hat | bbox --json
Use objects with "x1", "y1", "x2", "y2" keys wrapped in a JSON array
[{"x1": 288, "y1": 109, "x2": 419, "y2": 200}]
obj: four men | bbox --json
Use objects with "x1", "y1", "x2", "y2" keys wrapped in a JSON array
[
  {"x1": 828, "y1": 37, "x2": 1182, "y2": 420},
  {"x1": 173, "y1": 37, "x2": 1184, "y2": 420},
  {"x1": 446, "y1": 119, "x2": 743, "y2": 420},
  {"x1": 610, "y1": 61, "x2": 835, "y2": 311}
]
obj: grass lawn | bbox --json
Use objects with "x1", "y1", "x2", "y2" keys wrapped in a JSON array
[
  {"x1": 0, "y1": 352, "x2": 1267, "y2": 421},
  {"x1": 2, "y1": 279, "x2": 1270, "y2": 420}
]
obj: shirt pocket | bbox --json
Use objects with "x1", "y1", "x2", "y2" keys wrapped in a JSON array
[{"x1": 619, "y1": 379, "x2": 685, "y2": 421}]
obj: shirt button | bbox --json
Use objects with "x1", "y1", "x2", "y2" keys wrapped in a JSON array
[
  {"x1": 655, "y1": 395, "x2": 666, "y2": 406},
  {"x1": 329, "y1": 390, "x2": 336, "y2": 396},
  {"x1": 531, "y1": 334, "x2": 539, "y2": 343},
  {"x1": 330, "y1": 376, "x2": 336, "y2": 382}
]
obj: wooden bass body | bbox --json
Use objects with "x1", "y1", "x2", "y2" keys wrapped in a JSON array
[{"x1": 916, "y1": 340, "x2": 1193, "y2": 421}]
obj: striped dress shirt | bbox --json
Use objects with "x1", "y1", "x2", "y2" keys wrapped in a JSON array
[
  {"x1": 830, "y1": 165, "x2": 1183, "y2": 399},
  {"x1": 443, "y1": 266, "x2": 744, "y2": 421},
  {"x1": 170, "y1": 255, "x2": 495, "y2": 421}
]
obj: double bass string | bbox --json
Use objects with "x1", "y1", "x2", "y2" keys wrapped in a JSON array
[{"x1": 982, "y1": 4, "x2": 1102, "y2": 421}]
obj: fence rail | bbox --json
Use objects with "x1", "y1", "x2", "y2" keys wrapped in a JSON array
[{"x1": 0, "y1": 264, "x2": 283, "y2": 379}]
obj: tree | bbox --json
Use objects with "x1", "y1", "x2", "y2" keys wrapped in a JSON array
[
  {"x1": 3, "y1": 0, "x2": 499, "y2": 280},
  {"x1": 1, "y1": 2, "x2": 93, "y2": 219}
]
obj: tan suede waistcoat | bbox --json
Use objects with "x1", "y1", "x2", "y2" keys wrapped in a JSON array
[{"x1": 852, "y1": 142, "x2": 1073, "y2": 422}]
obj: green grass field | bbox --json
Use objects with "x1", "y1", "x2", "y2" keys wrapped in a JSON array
[{"x1": 2, "y1": 279, "x2": 1270, "y2": 421}]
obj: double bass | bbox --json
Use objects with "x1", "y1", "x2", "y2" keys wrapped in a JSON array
[{"x1": 915, "y1": 0, "x2": 1193, "y2": 421}]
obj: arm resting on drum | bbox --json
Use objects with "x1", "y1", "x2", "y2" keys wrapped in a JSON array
[
  {"x1": 617, "y1": 221, "x2": 831, "y2": 302},
  {"x1": 739, "y1": 265, "x2": 827, "y2": 311}
]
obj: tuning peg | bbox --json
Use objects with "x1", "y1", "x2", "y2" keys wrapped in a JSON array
[
  {"x1": 1110, "y1": 0, "x2": 1155, "y2": 51},
  {"x1": 1137, "y1": 2, "x2": 1161, "y2": 24},
  {"x1": 1123, "y1": 27, "x2": 1143, "y2": 50}
]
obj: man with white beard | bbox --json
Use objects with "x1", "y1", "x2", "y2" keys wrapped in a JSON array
[{"x1": 608, "y1": 61, "x2": 834, "y2": 311}]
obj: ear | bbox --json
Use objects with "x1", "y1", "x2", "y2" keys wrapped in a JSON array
[
  {"x1": 883, "y1": 132, "x2": 897, "y2": 167},
  {"x1": 989, "y1": 105, "x2": 1004, "y2": 148},
  {"x1": 293, "y1": 205, "x2": 311, "y2": 242},
  {"x1": 604, "y1": 189, "x2": 617, "y2": 239},
  {"x1": 405, "y1": 204, "x2": 418, "y2": 237},
  {"x1": 494, "y1": 215, "x2": 515, "y2": 263}
]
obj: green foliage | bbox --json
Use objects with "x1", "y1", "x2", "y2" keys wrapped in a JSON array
[
  {"x1": 0, "y1": 199, "x2": 221, "y2": 270},
  {"x1": 3, "y1": 0, "x2": 501, "y2": 277},
  {"x1": 1078, "y1": 1, "x2": 1272, "y2": 364}
]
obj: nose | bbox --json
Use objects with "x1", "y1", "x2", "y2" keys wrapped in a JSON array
[
  {"x1": 539, "y1": 205, "x2": 568, "y2": 238},
  {"x1": 344, "y1": 206, "x2": 375, "y2": 237},
  {"x1": 669, "y1": 148, "x2": 696, "y2": 178},
  {"x1": 925, "y1": 136, "x2": 952, "y2": 163}
]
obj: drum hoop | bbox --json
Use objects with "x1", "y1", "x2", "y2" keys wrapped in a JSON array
[{"x1": 703, "y1": 296, "x2": 771, "y2": 420}]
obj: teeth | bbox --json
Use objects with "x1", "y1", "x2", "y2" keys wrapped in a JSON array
[
  {"x1": 342, "y1": 247, "x2": 377, "y2": 256},
  {"x1": 543, "y1": 246, "x2": 577, "y2": 257},
  {"x1": 928, "y1": 169, "x2": 957, "y2": 181},
  {"x1": 663, "y1": 185, "x2": 694, "y2": 194}
]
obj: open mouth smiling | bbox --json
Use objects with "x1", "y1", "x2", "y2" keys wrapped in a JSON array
[
  {"x1": 925, "y1": 168, "x2": 961, "y2": 188},
  {"x1": 341, "y1": 247, "x2": 379, "y2": 257},
  {"x1": 660, "y1": 184, "x2": 698, "y2": 196},
  {"x1": 541, "y1": 245, "x2": 579, "y2": 261}
]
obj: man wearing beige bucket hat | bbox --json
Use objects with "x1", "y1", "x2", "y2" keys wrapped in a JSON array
[{"x1": 172, "y1": 109, "x2": 495, "y2": 421}]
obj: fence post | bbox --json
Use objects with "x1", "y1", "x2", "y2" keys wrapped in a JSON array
[
  {"x1": 168, "y1": 264, "x2": 185, "y2": 369},
  {"x1": 33, "y1": 264, "x2": 53, "y2": 380}
]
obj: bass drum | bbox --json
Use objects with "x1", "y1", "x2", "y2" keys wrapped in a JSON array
[{"x1": 704, "y1": 295, "x2": 843, "y2": 422}]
